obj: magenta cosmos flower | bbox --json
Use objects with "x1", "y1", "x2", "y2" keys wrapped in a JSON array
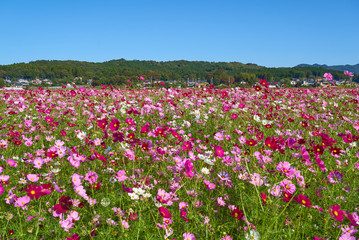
[
  {"x1": 330, "y1": 204, "x2": 345, "y2": 222},
  {"x1": 158, "y1": 206, "x2": 172, "y2": 218},
  {"x1": 214, "y1": 146, "x2": 224, "y2": 158}
]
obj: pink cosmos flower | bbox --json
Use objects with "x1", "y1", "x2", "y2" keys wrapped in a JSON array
[
  {"x1": 203, "y1": 179, "x2": 216, "y2": 190},
  {"x1": 179, "y1": 202, "x2": 188, "y2": 209},
  {"x1": 27, "y1": 174, "x2": 39, "y2": 182},
  {"x1": 276, "y1": 161, "x2": 295, "y2": 177},
  {"x1": 339, "y1": 233, "x2": 356, "y2": 240},
  {"x1": 124, "y1": 149, "x2": 135, "y2": 160},
  {"x1": 279, "y1": 179, "x2": 296, "y2": 194},
  {"x1": 217, "y1": 197, "x2": 226, "y2": 206},
  {"x1": 85, "y1": 172, "x2": 98, "y2": 184},
  {"x1": 0, "y1": 175, "x2": 10, "y2": 182},
  {"x1": 24, "y1": 140, "x2": 33, "y2": 146},
  {"x1": 183, "y1": 232, "x2": 196, "y2": 240},
  {"x1": 341, "y1": 225, "x2": 357, "y2": 236},
  {"x1": 74, "y1": 185, "x2": 87, "y2": 198},
  {"x1": 68, "y1": 210, "x2": 80, "y2": 221},
  {"x1": 60, "y1": 219, "x2": 74, "y2": 231},
  {"x1": 116, "y1": 170, "x2": 128, "y2": 182},
  {"x1": 16, "y1": 196, "x2": 31, "y2": 207},
  {"x1": 122, "y1": 220, "x2": 130, "y2": 229},
  {"x1": 7, "y1": 159, "x2": 17, "y2": 167},
  {"x1": 71, "y1": 174, "x2": 82, "y2": 186},
  {"x1": 33, "y1": 158, "x2": 44, "y2": 169},
  {"x1": 159, "y1": 206, "x2": 172, "y2": 218},
  {"x1": 88, "y1": 198, "x2": 97, "y2": 206},
  {"x1": 269, "y1": 185, "x2": 282, "y2": 197},
  {"x1": 184, "y1": 159, "x2": 194, "y2": 178},
  {"x1": 163, "y1": 217, "x2": 173, "y2": 225},
  {"x1": 214, "y1": 145, "x2": 224, "y2": 158},
  {"x1": 249, "y1": 173, "x2": 264, "y2": 186},
  {"x1": 238, "y1": 103, "x2": 245, "y2": 109},
  {"x1": 323, "y1": 73, "x2": 333, "y2": 80},
  {"x1": 344, "y1": 70, "x2": 354, "y2": 77}
]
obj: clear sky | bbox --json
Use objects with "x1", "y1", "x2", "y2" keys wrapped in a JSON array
[{"x1": 0, "y1": 0, "x2": 358, "y2": 67}]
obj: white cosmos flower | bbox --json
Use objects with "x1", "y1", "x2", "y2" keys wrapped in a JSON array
[
  {"x1": 132, "y1": 188, "x2": 145, "y2": 196},
  {"x1": 203, "y1": 158, "x2": 215, "y2": 166},
  {"x1": 201, "y1": 167, "x2": 210, "y2": 175},
  {"x1": 245, "y1": 229, "x2": 261, "y2": 240},
  {"x1": 128, "y1": 193, "x2": 139, "y2": 200},
  {"x1": 143, "y1": 193, "x2": 152, "y2": 198},
  {"x1": 77, "y1": 131, "x2": 87, "y2": 140},
  {"x1": 254, "y1": 115, "x2": 260, "y2": 122}
]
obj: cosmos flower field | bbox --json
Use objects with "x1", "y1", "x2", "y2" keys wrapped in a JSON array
[{"x1": 0, "y1": 82, "x2": 359, "y2": 240}]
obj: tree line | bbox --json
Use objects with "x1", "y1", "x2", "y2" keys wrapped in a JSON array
[{"x1": 0, "y1": 59, "x2": 357, "y2": 87}]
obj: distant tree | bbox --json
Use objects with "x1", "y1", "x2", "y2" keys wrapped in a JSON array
[{"x1": 0, "y1": 78, "x2": 4, "y2": 88}]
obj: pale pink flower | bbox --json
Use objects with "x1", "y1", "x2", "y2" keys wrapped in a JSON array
[
  {"x1": 33, "y1": 158, "x2": 44, "y2": 169},
  {"x1": 24, "y1": 140, "x2": 33, "y2": 146},
  {"x1": 27, "y1": 174, "x2": 39, "y2": 182},
  {"x1": 59, "y1": 219, "x2": 74, "y2": 231},
  {"x1": 217, "y1": 197, "x2": 226, "y2": 206},
  {"x1": 68, "y1": 211, "x2": 80, "y2": 221},
  {"x1": 16, "y1": 196, "x2": 30, "y2": 207},
  {"x1": 339, "y1": 233, "x2": 356, "y2": 240},
  {"x1": 74, "y1": 185, "x2": 87, "y2": 198},
  {"x1": 179, "y1": 202, "x2": 188, "y2": 209},
  {"x1": 249, "y1": 173, "x2": 263, "y2": 186},
  {"x1": 122, "y1": 220, "x2": 130, "y2": 229},
  {"x1": 183, "y1": 232, "x2": 196, "y2": 240},
  {"x1": 269, "y1": 185, "x2": 282, "y2": 197},
  {"x1": 71, "y1": 173, "x2": 82, "y2": 186}
]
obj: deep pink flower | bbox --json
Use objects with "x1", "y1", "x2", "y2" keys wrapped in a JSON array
[
  {"x1": 184, "y1": 160, "x2": 194, "y2": 178},
  {"x1": 214, "y1": 146, "x2": 224, "y2": 158},
  {"x1": 330, "y1": 205, "x2": 345, "y2": 222},
  {"x1": 295, "y1": 194, "x2": 312, "y2": 208},
  {"x1": 158, "y1": 207, "x2": 172, "y2": 218},
  {"x1": 25, "y1": 184, "x2": 42, "y2": 199},
  {"x1": 180, "y1": 209, "x2": 188, "y2": 222},
  {"x1": 97, "y1": 118, "x2": 108, "y2": 130},
  {"x1": 108, "y1": 118, "x2": 120, "y2": 132}
]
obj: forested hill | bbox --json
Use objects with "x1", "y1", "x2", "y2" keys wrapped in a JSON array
[
  {"x1": 296, "y1": 63, "x2": 359, "y2": 74},
  {"x1": 0, "y1": 59, "x2": 356, "y2": 86}
]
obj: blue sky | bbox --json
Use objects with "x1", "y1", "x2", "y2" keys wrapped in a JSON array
[{"x1": 0, "y1": 0, "x2": 358, "y2": 67}]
